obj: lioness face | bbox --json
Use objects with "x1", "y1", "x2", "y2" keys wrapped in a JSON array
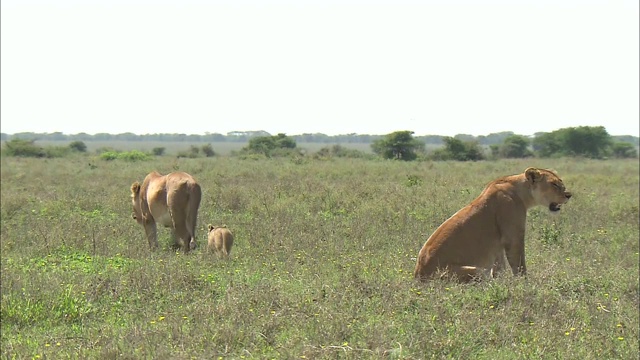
[
  {"x1": 130, "y1": 182, "x2": 143, "y2": 224},
  {"x1": 526, "y1": 168, "x2": 572, "y2": 212}
]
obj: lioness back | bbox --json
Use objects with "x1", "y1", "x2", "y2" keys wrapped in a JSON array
[
  {"x1": 414, "y1": 167, "x2": 571, "y2": 283},
  {"x1": 131, "y1": 171, "x2": 202, "y2": 252}
]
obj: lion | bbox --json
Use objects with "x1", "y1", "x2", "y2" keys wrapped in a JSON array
[
  {"x1": 207, "y1": 224, "x2": 234, "y2": 258},
  {"x1": 130, "y1": 171, "x2": 202, "y2": 252},
  {"x1": 414, "y1": 167, "x2": 572, "y2": 283}
]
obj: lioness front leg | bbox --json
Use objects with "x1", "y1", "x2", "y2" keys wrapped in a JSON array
[
  {"x1": 504, "y1": 241, "x2": 526, "y2": 276},
  {"x1": 491, "y1": 251, "x2": 506, "y2": 278},
  {"x1": 144, "y1": 222, "x2": 159, "y2": 250}
]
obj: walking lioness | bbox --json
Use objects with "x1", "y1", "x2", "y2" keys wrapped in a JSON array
[
  {"x1": 414, "y1": 167, "x2": 572, "y2": 282},
  {"x1": 131, "y1": 171, "x2": 202, "y2": 252}
]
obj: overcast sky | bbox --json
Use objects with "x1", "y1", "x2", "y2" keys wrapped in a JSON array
[{"x1": 1, "y1": 0, "x2": 638, "y2": 137}]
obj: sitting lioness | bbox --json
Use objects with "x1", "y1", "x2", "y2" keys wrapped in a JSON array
[
  {"x1": 414, "y1": 167, "x2": 572, "y2": 283},
  {"x1": 207, "y1": 224, "x2": 234, "y2": 258},
  {"x1": 130, "y1": 171, "x2": 202, "y2": 252}
]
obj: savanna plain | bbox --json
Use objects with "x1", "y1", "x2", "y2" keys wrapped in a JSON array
[{"x1": 1, "y1": 154, "x2": 638, "y2": 359}]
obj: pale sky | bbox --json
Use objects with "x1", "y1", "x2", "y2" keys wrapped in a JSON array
[{"x1": 1, "y1": 0, "x2": 638, "y2": 137}]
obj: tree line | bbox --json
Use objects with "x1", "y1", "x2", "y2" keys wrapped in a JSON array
[
  {"x1": 4, "y1": 130, "x2": 636, "y2": 147},
  {"x1": 371, "y1": 127, "x2": 637, "y2": 160},
  {"x1": 2, "y1": 126, "x2": 638, "y2": 160}
]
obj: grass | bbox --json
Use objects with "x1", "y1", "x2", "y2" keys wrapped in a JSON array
[{"x1": 1, "y1": 155, "x2": 638, "y2": 359}]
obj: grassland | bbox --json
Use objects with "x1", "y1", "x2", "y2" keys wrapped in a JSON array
[{"x1": 1, "y1": 155, "x2": 638, "y2": 359}]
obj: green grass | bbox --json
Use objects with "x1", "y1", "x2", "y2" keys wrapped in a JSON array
[{"x1": 1, "y1": 156, "x2": 638, "y2": 359}]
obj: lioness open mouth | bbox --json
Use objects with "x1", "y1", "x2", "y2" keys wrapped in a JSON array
[{"x1": 549, "y1": 202, "x2": 561, "y2": 212}]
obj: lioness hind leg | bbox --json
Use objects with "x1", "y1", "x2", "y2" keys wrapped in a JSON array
[
  {"x1": 491, "y1": 252, "x2": 507, "y2": 278},
  {"x1": 169, "y1": 210, "x2": 192, "y2": 252},
  {"x1": 173, "y1": 226, "x2": 192, "y2": 252},
  {"x1": 169, "y1": 229, "x2": 182, "y2": 251}
]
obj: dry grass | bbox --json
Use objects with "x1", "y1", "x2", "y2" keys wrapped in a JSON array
[{"x1": 1, "y1": 155, "x2": 638, "y2": 359}]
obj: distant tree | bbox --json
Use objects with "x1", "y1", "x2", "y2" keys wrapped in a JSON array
[
  {"x1": 611, "y1": 142, "x2": 638, "y2": 158},
  {"x1": 532, "y1": 132, "x2": 563, "y2": 157},
  {"x1": 429, "y1": 137, "x2": 484, "y2": 161},
  {"x1": 243, "y1": 133, "x2": 297, "y2": 157},
  {"x1": 453, "y1": 134, "x2": 476, "y2": 142},
  {"x1": 3, "y1": 138, "x2": 69, "y2": 158},
  {"x1": 273, "y1": 133, "x2": 297, "y2": 149},
  {"x1": 152, "y1": 147, "x2": 166, "y2": 156},
  {"x1": 371, "y1": 131, "x2": 424, "y2": 161},
  {"x1": 4, "y1": 139, "x2": 46, "y2": 157},
  {"x1": 498, "y1": 135, "x2": 532, "y2": 158},
  {"x1": 313, "y1": 145, "x2": 371, "y2": 160},
  {"x1": 201, "y1": 144, "x2": 216, "y2": 157},
  {"x1": 48, "y1": 132, "x2": 66, "y2": 141},
  {"x1": 612, "y1": 135, "x2": 639, "y2": 146},
  {"x1": 68, "y1": 141, "x2": 87, "y2": 152},
  {"x1": 444, "y1": 137, "x2": 484, "y2": 161},
  {"x1": 559, "y1": 126, "x2": 611, "y2": 158},
  {"x1": 533, "y1": 126, "x2": 612, "y2": 158},
  {"x1": 415, "y1": 135, "x2": 445, "y2": 145},
  {"x1": 477, "y1": 131, "x2": 516, "y2": 145},
  {"x1": 247, "y1": 136, "x2": 277, "y2": 156}
]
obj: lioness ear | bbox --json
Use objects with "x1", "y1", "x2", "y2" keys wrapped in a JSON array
[
  {"x1": 131, "y1": 182, "x2": 141, "y2": 195},
  {"x1": 525, "y1": 167, "x2": 541, "y2": 183},
  {"x1": 208, "y1": 224, "x2": 214, "y2": 232}
]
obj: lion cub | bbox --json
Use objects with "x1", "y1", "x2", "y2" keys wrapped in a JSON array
[
  {"x1": 414, "y1": 167, "x2": 572, "y2": 283},
  {"x1": 207, "y1": 225, "x2": 234, "y2": 258}
]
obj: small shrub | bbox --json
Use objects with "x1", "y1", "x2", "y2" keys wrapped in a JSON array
[
  {"x1": 100, "y1": 151, "x2": 119, "y2": 161},
  {"x1": 95, "y1": 146, "x2": 117, "y2": 155},
  {"x1": 3, "y1": 139, "x2": 47, "y2": 157},
  {"x1": 177, "y1": 151, "x2": 198, "y2": 159},
  {"x1": 313, "y1": 145, "x2": 371, "y2": 160},
  {"x1": 152, "y1": 147, "x2": 166, "y2": 156},
  {"x1": 99, "y1": 150, "x2": 149, "y2": 161},
  {"x1": 69, "y1": 141, "x2": 87, "y2": 152},
  {"x1": 118, "y1": 150, "x2": 150, "y2": 162},
  {"x1": 611, "y1": 142, "x2": 638, "y2": 158},
  {"x1": 201, "y1": 144, "x2": 216, "y2": 157},
  {"x1": 405, "y1": 174, "x2": 423, "y2": 187},
  {"x1": 44, "y1": 146, "x2": 71, "y2": 158}
]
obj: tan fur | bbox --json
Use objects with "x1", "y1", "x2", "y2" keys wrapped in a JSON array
[
  {"x1": 207, "y1": 224, "x2": 234, "y2": 258},
  {"x1": 414, "y1": 167, "x2": 572, "y2": 283},
  {"x1": 130, "y1": 171, "x2": 202, "y2": 252}
]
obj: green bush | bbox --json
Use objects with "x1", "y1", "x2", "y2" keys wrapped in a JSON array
[
  {"x1": 68, "y1": 141, "x2": 87, "y2": 152},
  {"x1": 611, "y1": 142, "x2": 638, "y2": 158},
  {"x1": 44, "y1": 146, "x2": 71, "y2": 158},
  {"x1": 3, "y1": 139, "x2": 47, "y2": 158},
  {"x1": 313, "y1": 145, "x2": 372, "y2": 159},
  {"x1": 99, "y1": 151, "x2": 119, "y2": 161},
  {"x1": 242, "y1": 133, "x2": 297, "y2": 157},
  {"x1": 370, "y1": 131, "x2": 424, "y2": 161},
  {"x1": 99, "y1": 150, "x2": 150, "y2": 161},
  {"x1": 118, "y1": 150, "x2": 150, "y2": 162},
  {"x1": 428, "y1": 137, "x2": 485, "y2": 161},
  {"x1": 201, "y1": 144, "x2": 216, "y2": 157}
]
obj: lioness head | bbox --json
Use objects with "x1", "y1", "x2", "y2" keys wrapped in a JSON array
[
  {"x1": 207, "y1": 224, "x2": 227, "y2": 233},
  {"x1": 130, "y1": 182, "x2": 143, "y2": 224},
  {"x1": 525, "y1": 167, "x2": 572, "y2": 212}
]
